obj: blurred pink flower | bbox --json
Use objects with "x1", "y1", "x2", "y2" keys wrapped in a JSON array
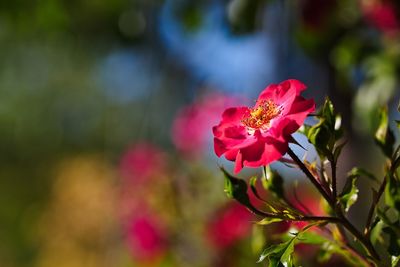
[
  {"x1": 118, "y1": 142, "x2": 168, "y2": 227},
  {"x1": 360, "y1": 0, "x2": 400, "y2": 33},
  {"x1": 125, "y1": 213, "x2": 167, "y2": 262},
  {"x1": 119, "y1": 142, "x2": 167, "y2": 183},
  {"x1": 268, "y1": 190, "x2": 324, "y2": 235},
  {"x1": 291, "y1": 191, "x2": 324, "y2": 230},
  {"x1": 172, "y1": 92, "x2": 240, "y2": 158},
  {"x1": 207, "y1": 202, "x2": 253, "y2": 249}
]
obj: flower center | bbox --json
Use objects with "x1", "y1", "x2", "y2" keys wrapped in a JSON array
[{"x1": 241, "y1": 100, "x2": 281, "y2": 130}]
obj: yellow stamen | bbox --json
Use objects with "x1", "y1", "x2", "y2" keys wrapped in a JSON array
[{"x1": 241, "y1": 100, "x2": 281, "y2": 130}]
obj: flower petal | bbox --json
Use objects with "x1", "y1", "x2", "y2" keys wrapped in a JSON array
[
  {"x1": 214, "y1": 137, "x2": 227, "y2": 157},
  {"x1": 269, "y1": 97, "x2": 315, "y2": 138},
  {"x1": 234, "y1": 150, "x2": 243, "y2": 173},
  {"x1": 283, "y1": 79, "x2": 307, "y2": 93},
  {"x1": 258, "y1": 83, "x2": 279, "y2": 101},
  {"x1": 258, "y1": 79, "x2": 306, "y2": 103},
  {"x1": 232, "y1": 138, "x2": 287, "y2": 172},
  {"x1": 241, "y1": 139, "x2": 288, "y2": 168},
  {"x1": 221, "y1": 107, "x2": 248, "y2": 124},
  {"x1": 287, "y1": 97, "x2": 315, "y2": 117},
  {"x1": 225, "y1": 149, "x2": 239, "y2": 161},
  {"x1": 281, "y1": 97, "x2": 315, "y2": 136}
]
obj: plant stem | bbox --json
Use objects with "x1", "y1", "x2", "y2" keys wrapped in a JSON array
[
  {"x1": 364, "y1": 176, "x2": 386, "y2": 237},
  {"x1": 287, "y1": 148, "x2": 332, "y2": 202},
  {"x1": 248, "y1": 204, "x2": 341, "y2": 223},
  {"x1": 252, "y1": 205, "x2": 376, "y2": 266},
  {"x1": 330, "y1": 154, "x2": 337, "y2": 201},
  {"x1": 319, "y1": 160, "x2": 332, "y2": 199},
  {"x1": 365, "y1": 158, "x2": 398, "y2": 237},
  {"x1": 337, "y1": 210, "x2": 380, "y2": 263},
  {"x1": 287, "y1": 147, "x2": 381, "y2": 265},
  {"x1": 339, "y1": 241, "x2": 374, "y2": 267}
]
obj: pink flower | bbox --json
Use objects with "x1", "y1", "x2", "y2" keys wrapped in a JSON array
[
  {"x1": 207, "y1": 202, "x2": 253, "y2": 249},
  {"x1": 291, "y1": 194, "x2": 325, "y2": 230},
  {"x1": 213, "y1": 79, "x2": 315, "y2": 173},
  {"x1": 118, "y1": 143, "x2": 167, "y2": 222},
  {"x1": 119, "y1": 143, "x2": 166, "y2": 183},
  {"x1": 125, "y1": 213, "x2": 167, "y2": 262},
  {"x1": 360, "y1": 0, "x2": 400, "y2": 33},
  {"x1": 172, "y1": 92, "x2": 240, "y2": 158}
]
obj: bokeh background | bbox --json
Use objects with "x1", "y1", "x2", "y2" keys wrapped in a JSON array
[{"x1": 1, "y1": 0, "x2": 400, "y2": 266}]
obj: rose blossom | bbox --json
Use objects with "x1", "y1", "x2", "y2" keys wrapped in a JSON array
[
  {"x1": 359, "y1": 0, "x2": 399, "y2": 34},
  {"x1": 172, "y1": 92, "x2": 239, "y2": 158},
  {"x1": 207, "y1": 202, "x2": 253, "y2": 249},
  {"x1": 291, "y1": 192, "x2": 325, "y2": 230},
  {"x1": 213, "y1": 79, "x2": 315, "y2": 173},
  {"x1": 118, "y1": 145, "x2": 168, "y2": 262},
  {"x1": 119, "y1": 142, "x2": 167, "y2": 184},
  {"x1": 118, "y1": 143, "x2": 169, "y2": 232},
  {"x1": 125, "y1": 212, "x2": 167, "y2": 262}
]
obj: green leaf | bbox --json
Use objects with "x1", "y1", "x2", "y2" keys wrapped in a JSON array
[
  {"x1": 258, "y1": 237, "x2": 296, "y2": 266},
  {"x1": 307, "y1": 119, "x2": 331, "y2": 156},
  {"x1": 347, "y1": 167, "x2": 378, "y2": 183},
  {"x1": 319, "y1": 98, "x2": 335, "y2": 126},
  {"x1": 307, "y1": 98, "x2": 343, "y2": 158},
  {"x1": 374, "y1": 107, "x2": 395, "y2": 158},
  {"x1": 320, "y1": 99, "x2": 343, "y2": 140},
  {"x1": 221, "y1": 167, "x2": 274, "y2": 218},
  {"x1": 376, "y1": 208, "x2": 399, "y2": 233},
  {"x1": 252, "y1": 225, "x2": 266, "y2": 254},
  {"x1": 392, "y1": 255, "x2": 400, "y2": 267},
  {"x1": 258, "y1": 223, "x2": 320, "y2": 266},
  {"x1": 317, "y1": 242, "x2": 335, "y2": 263},
  {"x1": 339, "y1": 176, "x2": 359, "y2": 212},
  {"x1": 298, "y1": 123, "x2": 311, "y2": 136},
  {"x1": 251, "y1": 175, "x2": 302, "y2": 218},
  {"x1": 256, "y1": 217, "x2": 283, "y2": 226},
  {"x1": 385, "y1": 174, "x2": 400, "y2": 213},
  {"x1": 249, "y1": 176, "x2": 262, "y2": 199},
  {"x1": 370, "y1": 219, "x2": 384, "y2": 245},
  {"x1": 249, "y1": 175, "x2": 270, "y2": 204},
  {"x1": 297, "y1": 231, "x2": 328, "y2": 245},
  {"x1": 377, "y1": 210, "x2": 400, "y2": 257},
  {"x1": 383, "y1": 226, "x2": 400, "y2": 256},
  {"x1": 393, "y1": 156, "x2": 400, "y2": 173},
  {"x1": 260, "y1": 222, "x2": 368, "y2": 266},
  {"x1": 334, "y1": 114, "x2": 344, "y2": 140},
  {"x1": 221, "y1": 167, "x2": 251, "y2": 207},
  {"x1": 317, "y1": 241, "x2": 365, "y2": 266},
  {"x1": 263, "y1": 167, "x2": 285, "y2": 199},
  {"x1": 333, "y1": 141, "x2": 347, "y2": 163}
]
